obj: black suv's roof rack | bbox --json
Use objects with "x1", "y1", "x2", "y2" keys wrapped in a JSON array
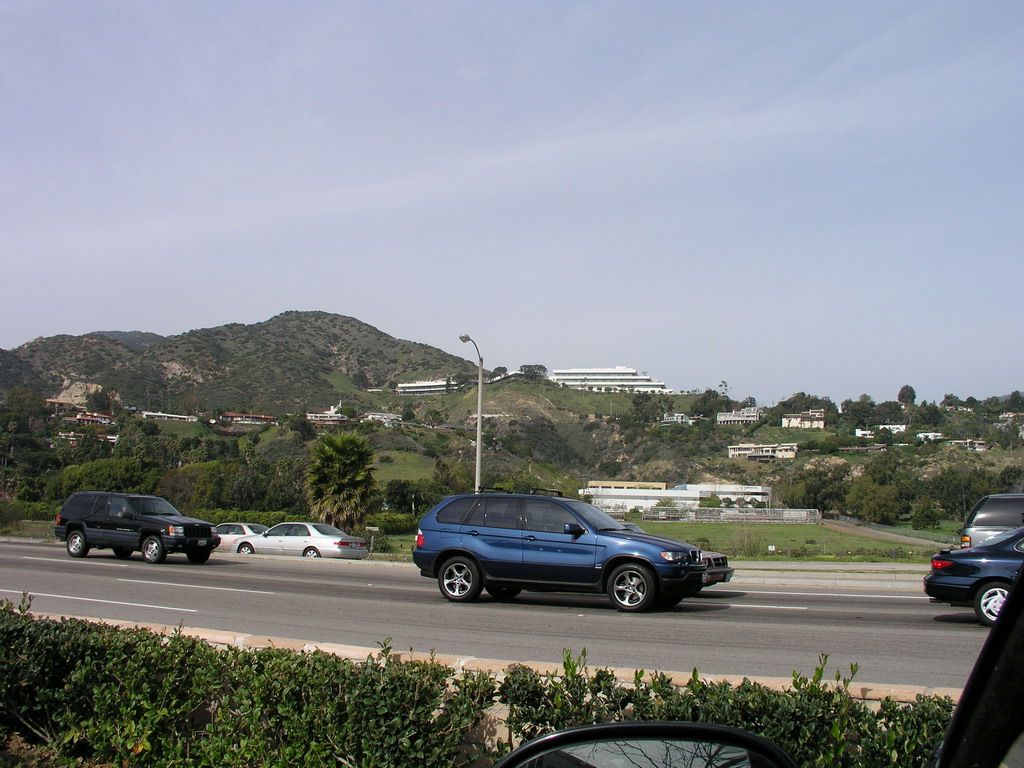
[{"x1": 529, "y1": 488, "x2": 564, "y2": 497}]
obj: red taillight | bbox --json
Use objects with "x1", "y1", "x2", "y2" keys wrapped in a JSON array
[
  {"x1": 335, "y1": 540, "x2": 353, "y2": 547},
  {"x1": 960, "y1": 535, "x2": 972, "y2": 548},
  {"x1": 415, "y1": 531, "x2": 425, "y2": 548},
  {"x1": 931, "y1": 558, "x2": 955, "y2": 570}
]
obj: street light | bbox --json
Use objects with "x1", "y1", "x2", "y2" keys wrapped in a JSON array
[{"x1": 460, "y1": 334, "x2": 483, "y2": 493}]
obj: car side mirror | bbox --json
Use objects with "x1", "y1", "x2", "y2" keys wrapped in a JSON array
[
  {"x1": 564, "y1": 523, "x2": 586, "y2": 537},
  {"x1": 494, "y1": 722, "x2": 797, "y2": 768}
]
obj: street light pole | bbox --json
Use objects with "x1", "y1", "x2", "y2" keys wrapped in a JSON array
[{"x1": 460, "y1": 334, "x2": 483, "y2": 493}]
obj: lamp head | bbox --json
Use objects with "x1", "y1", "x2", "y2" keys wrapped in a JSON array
[{"x1": 460, "y1": 335, "x2": 471, "y2": 344}]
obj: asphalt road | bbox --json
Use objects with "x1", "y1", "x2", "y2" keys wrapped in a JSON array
[{"x1": 0, "y1": 540, "x2": 986, "y2": 691}]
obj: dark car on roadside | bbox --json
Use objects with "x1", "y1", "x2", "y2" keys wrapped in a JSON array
[
  {"x1": 54, "y1": 491, "x2": 219, "y2": 564},
  {"x1": 412, "y1": 490, "x2": 707, "y2": 611},
  {"x1": 924, "y1": 525, "x2": 1024, "y2": 626}
]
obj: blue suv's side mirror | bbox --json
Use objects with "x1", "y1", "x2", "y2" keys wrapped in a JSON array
[{"x1": 564, "y1": 523, "x2": 585, "y2": 537}]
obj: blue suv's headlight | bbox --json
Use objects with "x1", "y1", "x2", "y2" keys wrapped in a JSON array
[{"x1": 660, "y1": 550, "x2": 695, "y2": 563}]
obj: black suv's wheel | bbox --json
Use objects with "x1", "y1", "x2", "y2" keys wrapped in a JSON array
[
  {"x1": 975, "y1": 580, "x2": 1009, "y2": 626},
  {"x1": 112, "y1": 548, "x2": 133, "y2": 559},
  {"x1": 485, "y1": 585, "x2": 522, "y2": 600},
  {"x1": 142, "y1": 535, "x2": 167, "y2": 564},
  {"x1": 186, "y1": 550, "x2": 211, "y2": 564},
  {"x1": 438, "y1": 556, "x2": 483, "y2": 602},
  {"x1": 607, "y1": 563, "x2": 657, "y2": 612},
  {"x1": 66, "y1": 530, "x2": 90, "y2": 558}
]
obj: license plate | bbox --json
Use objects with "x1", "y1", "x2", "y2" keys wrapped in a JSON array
[{"x1": 198, "y1": 539, "x2": 207, "y2": 546}]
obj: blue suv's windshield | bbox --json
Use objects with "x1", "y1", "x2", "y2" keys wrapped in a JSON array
[{"x1": 564, "y1": 500, "x2": 628, "y2": 532}]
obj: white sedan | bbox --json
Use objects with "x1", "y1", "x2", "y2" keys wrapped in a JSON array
[
  {"x1": 214, "y1": 522, "x2": 270, "y2": 549},
  {"x1": 234, "y1": 522, "x2": 369, "y2": 559}
]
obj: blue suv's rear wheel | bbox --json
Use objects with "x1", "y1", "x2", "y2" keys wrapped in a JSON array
[
  {"x1": 439, "y1": 556, "x2": 483, "y2": 602},
  {"x1": 608, "y1": 563, "x2": 657, "y2": 612}
]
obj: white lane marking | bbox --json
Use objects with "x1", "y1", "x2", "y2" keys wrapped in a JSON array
[
  {"x1": 717, "y1": 603, "x2": 807, "y2": 611},
  {"x1": 740, "y1": 589, "x2": 928, "y2": 601},
  {"x1": 0, "y1": 588, "x2": 197, "y2": 612},
  {"x1": 117, "y1": 579, "x2": 274, "y2": 595}
]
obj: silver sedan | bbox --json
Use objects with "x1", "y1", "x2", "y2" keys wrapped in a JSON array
[
  {"x1": 234, "y1": 522, "x2": 369, "y2": 559},
  {"x1": 214, "y1": 522, "x2": 270, "y2": 550}
]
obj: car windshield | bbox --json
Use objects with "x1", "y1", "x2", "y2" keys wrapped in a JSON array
[
  {"x1": 312, "y1": 524, "x2": 345, "y2": 536},
  {"x1": 564, "y1": 501, "x2": 628, "y2": 531},
  {"x1": 128, "y1": 497, "x2": 182, "y2": 517}
]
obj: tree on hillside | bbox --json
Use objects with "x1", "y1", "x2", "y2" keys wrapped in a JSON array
[
  {"x1": 689, "y1": 389, "x2": 733, "y2": 418},
  {"x1": 306, "y1": 432, "x2": 377, "y2": 530},
  {"x1": 520, "y1": 364, "x2": 548, "y2": 380},
  {"x1": 897, "y1": 385, "x2": 917, "y2": 406},
  {"x1": 837, "y1": 394, "x2": 875, "y2": 429}
]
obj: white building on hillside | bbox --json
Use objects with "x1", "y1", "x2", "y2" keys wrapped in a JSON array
[
  {"x1": 549, "y1": 367, "x2": 671, "y2": 393},
  {"x1": 717, "y1": 407, "x2": 765, "y2": 425},
  {"x1": 583, "y1": 480, "x2": 769, "y2": 515},
  {"x1": 397, "y1": 379, "x2": 454, "y2": 396}
]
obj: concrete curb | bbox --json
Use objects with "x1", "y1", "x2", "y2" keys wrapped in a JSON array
[{"x1": 30, "y1": 611, "x2": 961, "y2": 705}]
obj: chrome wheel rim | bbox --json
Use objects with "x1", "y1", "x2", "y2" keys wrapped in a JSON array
[
  {"x1": 612, "y1": 570, "x2": 647, "y2": 607},
  {"x1": 981, "y1": 587, "x2": 1007, "y2": 623},
  {"x1": 443, "y1": 563, "x2": 472, "y2": 597}
]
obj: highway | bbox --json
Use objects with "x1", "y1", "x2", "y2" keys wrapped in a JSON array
[{"x1": 0, "y1": 540, "x2": 987, "y2": 691}]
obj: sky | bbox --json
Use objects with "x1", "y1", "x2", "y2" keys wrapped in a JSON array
[{"x1": 2, "y1": 2, "x2": 1022, "y2": 407}]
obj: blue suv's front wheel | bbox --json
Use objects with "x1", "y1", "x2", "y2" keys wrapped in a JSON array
[
  {"x1": 607, "y1": 563, "x2": 657, "y2": 612},
  {"x1": 439, "y1": 556, "x2": 483, "y2": 602}
]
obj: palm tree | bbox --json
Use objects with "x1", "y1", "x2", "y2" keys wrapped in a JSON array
[{"x1": 305, "y1": 431, "x2": 377, "y2": 530}]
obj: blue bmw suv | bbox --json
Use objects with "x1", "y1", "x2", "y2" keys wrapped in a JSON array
[{"x1": 412, "y1": 490, "x2": 707, "y2": 611}]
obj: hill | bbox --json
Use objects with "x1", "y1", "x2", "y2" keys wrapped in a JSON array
[{"x1": 1, "y1": 311, "x2": 477, "y2": 413}]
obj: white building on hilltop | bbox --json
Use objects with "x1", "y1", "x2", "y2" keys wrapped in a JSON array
[{"x1": 549, "y1": 367, "x2": 672, "y2": 393}]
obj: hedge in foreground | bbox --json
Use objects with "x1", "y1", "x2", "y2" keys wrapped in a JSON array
[{"x1": 0, "y1": 599, "x2": 954, "y2": 768}]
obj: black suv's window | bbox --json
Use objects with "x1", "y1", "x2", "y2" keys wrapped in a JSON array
[
  {"x1": 522, "y1": 499, "x2": 578, "y2": 533},
  {"x1": 436, "y1": 497, "x2": 478, "y2": 524},
  {"x1": 82, "y1": 494, "x2": 107, "y2": 517},
  {"x1": 108, "y1": 497, "x2": 132, "y2": 518},
  {"x1": 128, "y1": 497, "x2": 182, "y2": 517},
  {"x1": 465, "y1": 497, "x2": 519, "y2": 529},
  {"x1": 62, "y1": 493, "x2": 94, "y2": 517}
]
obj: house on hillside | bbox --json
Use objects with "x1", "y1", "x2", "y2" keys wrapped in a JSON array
[
  {"x1": 717, "y1": 407, "x2": 765, "y2": 425},
  {"x1": 781, "y1": 409, "x2": 826, "y2": 429},
  {"x1": 727, "y1": 443, "x2": 798, "y2": 460},
  {"x1": 397, "y1": 379, "x2": 453, "y2": 396}
]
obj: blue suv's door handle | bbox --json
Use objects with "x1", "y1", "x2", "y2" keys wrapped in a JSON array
[
  {"x1": 525, "y1": 535, "x2": 537, "y2": 541},
  {"x1": 467, "y1": 530, "x2": 480, "y2": 536}
]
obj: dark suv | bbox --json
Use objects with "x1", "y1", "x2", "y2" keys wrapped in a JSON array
[
  {"x1": 54, "y1": 492, "x2": 220, "y2": 564},
  {"x1": 412, "y1": 491, "x2": 707, "y2": 611}
]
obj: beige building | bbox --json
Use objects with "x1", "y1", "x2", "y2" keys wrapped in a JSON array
[
  {"x1": 782, "y1": 409, "x2": 826, "y2": 429},
  {"x1": 728, "y1": 443, "x2": 799, "y2": 460}
]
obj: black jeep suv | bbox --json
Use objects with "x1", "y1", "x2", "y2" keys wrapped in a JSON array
[{"x1": 54, "y1": 492, "x2": 220, "y2": 564}]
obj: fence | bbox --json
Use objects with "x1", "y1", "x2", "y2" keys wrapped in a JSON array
[{"x1": 642, "y1": 507, "x2": 821, "y2": 524}]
